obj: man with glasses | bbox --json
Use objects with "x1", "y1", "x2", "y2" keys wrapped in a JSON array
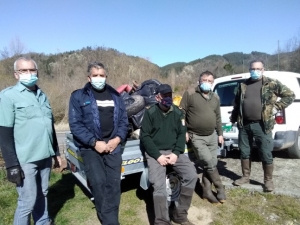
[
  {"x1": 0, "y1": 57, "x2": 61, "y2": 225},
  {"x1": 68, "y1": 62, "x2": 128, "y2": 225},
  {"x1": 231, "y1": 59, "x2": 295, "y2": 191},
  {"x1": 179, "y1": 71, "x2": 226, "y2": 204}
]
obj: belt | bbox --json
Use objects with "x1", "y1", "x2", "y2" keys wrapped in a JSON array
[{"x1": 243, "y1": 120, "x2": 261, "y2": 124}]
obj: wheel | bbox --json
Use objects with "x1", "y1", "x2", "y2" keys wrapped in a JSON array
[
  {"x1": 166, "y1": 172, "x2": 181, "y2": 204},
  {"x1": 288, "y1": 128, "x2": 300, "y2": 159},
  {"x1": 126, "y1": 95, "x2": 145, "y2": 117}
]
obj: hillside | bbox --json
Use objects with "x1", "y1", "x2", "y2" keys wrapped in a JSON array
[{"x1": 0, "y1": 46, "x2": 299, "y2": 123}]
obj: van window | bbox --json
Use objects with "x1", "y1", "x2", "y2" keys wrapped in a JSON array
[
  {"x1": 297, "y1": 78, "x2": 300, "y2": 87},
  {"x1": 213, "y1": 80, "x2": 246, "y2": 106}
]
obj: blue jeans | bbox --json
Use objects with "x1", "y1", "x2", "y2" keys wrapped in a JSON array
[
  {"x1": 14, "y1": 157, "x2": 52, "y2": 225},
  {"x1": 81, "y1": 149, "x2": 122, "y2": 225}
]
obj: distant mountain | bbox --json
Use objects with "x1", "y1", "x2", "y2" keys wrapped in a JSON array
[{"x1": 161, "y1": 50, "x2": 298, "y2": 79}]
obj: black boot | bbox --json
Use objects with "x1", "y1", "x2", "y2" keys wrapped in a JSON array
[
  {"x1": 201, "y1": 170, "x2": 220, "y2": 204},
  {"x1": 207, "y1": 169, "x2": 226, "y2": 203}
]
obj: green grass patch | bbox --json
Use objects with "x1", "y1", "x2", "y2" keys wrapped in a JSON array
[{"x1": 1, "y1": 169, "x2": 300, "y2": 225}]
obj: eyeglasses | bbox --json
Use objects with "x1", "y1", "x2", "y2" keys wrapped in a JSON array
[
  {"x1": 250, "y1": 68, "x2": 263, "y2": 71},
  {"x1": 16, "y1": 69, "x2": 38, "y2": 73}
]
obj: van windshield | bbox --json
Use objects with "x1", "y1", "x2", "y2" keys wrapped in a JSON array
[{"x1": 213, "y1": 80, "x2": 246, "y2": 106}]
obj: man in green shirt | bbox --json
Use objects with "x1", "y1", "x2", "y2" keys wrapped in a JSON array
[
  {"x1": 0, "y1": 57, "x2": 61, "y2": 225},
  {"x1": 140, "y1": 84, "x2": 197, "y2": 225},
  {"x1": 180, "y1": 70, "x2": 226, "y2": 204}
]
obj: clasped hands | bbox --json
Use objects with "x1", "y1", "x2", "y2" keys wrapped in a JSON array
[
  {"x1": 94, "y1": 137, "x2": 121, "y2": 154},
  {"x1": 157, "y1": 153, "x2": 178, "y2": 166}
]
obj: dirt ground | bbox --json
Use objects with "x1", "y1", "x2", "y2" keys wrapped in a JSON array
[{"x1": 216, "y1": 150, "x2": 300, "y2": 198}]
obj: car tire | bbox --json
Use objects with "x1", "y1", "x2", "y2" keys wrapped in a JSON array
[
  {"x1": 288, "y1": 128, "x2": 300, "y2": 159},
  {"x1": 126, "y1": 95, "x2": 145, "y2": 117},
  {"x1": 166, "y1": 171, "x2": 181, "y2": 205}
]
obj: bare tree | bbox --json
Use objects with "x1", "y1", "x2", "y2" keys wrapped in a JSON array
[{"x1": 0, "y1": 36, "x2": 26, "y2": 59}]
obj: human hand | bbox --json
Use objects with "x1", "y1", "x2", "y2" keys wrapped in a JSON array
[
  {"x1": 185, "y1": 132, "x2": 189, "y2": 142},
  {"x1": 107, "y1": 137, "x2": 121, "y2": 153},
  {"x1": 166, "y1": 153, "x2": 178, "y2": 165},
  {"x1": 95, "y1": 141, "x2": 108, "y2": 154},
  {"x1": 218, "y1": 136, "x2": 224, "y2": 146},
  {"x1": 53, "y1": 156, "x2": 62, "y2": 168},
  {"x1": 7, "y1": 165, "x2": 25, "y2": 186},
  {"x1": 157, "y1": 155, "x2": 170, "y2": 166}
]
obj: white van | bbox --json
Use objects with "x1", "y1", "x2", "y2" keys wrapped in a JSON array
[{"x1": 212, "y1": 71, "x2": 300, "y2": 159}]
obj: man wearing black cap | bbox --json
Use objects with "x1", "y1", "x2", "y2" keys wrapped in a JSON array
[{"x1": 140, "y1": 84, "x2": 197, "y2": 225}]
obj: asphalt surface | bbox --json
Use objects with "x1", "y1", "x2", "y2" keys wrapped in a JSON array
[{"x1": 58, "y1": 132, "x2": 300, "y2": 197}]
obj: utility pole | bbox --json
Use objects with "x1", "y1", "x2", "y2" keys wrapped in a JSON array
[
  {"x1": 278, "y1": 40, "x2": 280, "y2": 71},
  {"x1": 242, "y1": 59, "x2": 244, "y2": 73}
]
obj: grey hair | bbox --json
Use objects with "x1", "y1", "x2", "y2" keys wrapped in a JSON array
[
  {"x1": 249, "y1": 59, "x2": 264, "y2": 68},
  {"x1": 87, "y1": 62, "x2": 107, "y2": 75},
  {"x1": 13, "y1": 57, "x2": 38, "y2": 70}
]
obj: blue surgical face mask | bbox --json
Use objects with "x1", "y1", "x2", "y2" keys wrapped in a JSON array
[
  {"x1": 160, "y1": 96, "x2": 173, "y2": 108},
  {"x1": 250, "y1": 70, "x2": 262, "y2": 80},
  {"x1": 91, "y1": 77, "x2": 106, "y2": 90},
  {"x1": 19, "y1": 73, "x2": 38, "y2": 87},
  {"x1": 199, "y1": 82, "x2": 212, "y2": 92}
]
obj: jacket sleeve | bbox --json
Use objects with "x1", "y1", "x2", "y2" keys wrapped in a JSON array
[
  {"x1": 230, "y1": 84, "x2": 241, "y2": 123},
  {"x1": 115, "y1": 97, "x2": 129, "y2": 142},
  {"x1": 172, "y1": 110, "x2": 186, "y2": 156},
  {"x1": 0, "y1": 126, "x2": 19, "y2": 168},
  {"x1": 179, "y1": 91, "x2": 189, "y2": 117},
  {"x1": 52, "y1": 122, "x2": 60, "y2": 156},
  {"x1": 274, "y1": 80, "x2": 295, "y2": 110},
  {"x1": 68, "y1": 91, "x2": 96, "y2": 147},
  {"x1": 215, "y1": 95, "x2": 223, "y2": 136},
  {"x1": 140, "y1": 109, "x2": 161, "y2": 160},
  {"x1": 0, "y1": 92, "x2": 19, "y2": 168}
]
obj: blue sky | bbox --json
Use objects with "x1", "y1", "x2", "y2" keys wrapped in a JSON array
[{"x1": 0, "y1": 0, "x2": 299, "y2": 67}]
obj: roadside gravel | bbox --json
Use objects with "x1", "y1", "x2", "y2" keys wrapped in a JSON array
[{"x1": 215, "y1": 150, "x2": 300, "y2": 197}]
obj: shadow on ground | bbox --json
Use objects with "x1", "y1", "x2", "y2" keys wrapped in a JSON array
[
  {"x1": 48, "y1": 172, "x2": 93, "y2": 221},
  {"x1": 121, "y1": 173, "x2": 155, "y2": 225}
]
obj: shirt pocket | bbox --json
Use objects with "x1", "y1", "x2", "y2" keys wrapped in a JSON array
[
  {"x1": 15, "y1": 102, "x2": 36, "y2": 119},
  {"x1": 42, "y1": 103, "x2": 53, "y2": 119}
]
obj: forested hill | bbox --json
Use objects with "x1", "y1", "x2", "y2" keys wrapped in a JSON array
[{"x1": 0, "y1": 46, "x2": 299, "y2": 123}]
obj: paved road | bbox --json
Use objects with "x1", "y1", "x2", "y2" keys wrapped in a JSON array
[{"x1": 57, "y1": 131, "x2": 68, "y2": 156}]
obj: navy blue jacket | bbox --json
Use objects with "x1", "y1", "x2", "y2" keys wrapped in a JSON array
[{"x1": 68, "y1": 83, "x2": 128, "y2": 154}]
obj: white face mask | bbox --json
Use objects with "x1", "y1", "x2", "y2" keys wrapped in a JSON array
[
  {"x1": 91, "y1": 77, "x2": 106, "y2": 90},
  {"x1": 19, "y1": 73, "x2": 38, "y2": 87}
]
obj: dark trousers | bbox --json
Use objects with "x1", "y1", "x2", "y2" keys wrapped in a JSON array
[
  {"x1": 81, "y1": 149, "x2": 122, "y2": 225},
  {"x1": 238, "y1": 121, "x2": 273, "y2": 164}
]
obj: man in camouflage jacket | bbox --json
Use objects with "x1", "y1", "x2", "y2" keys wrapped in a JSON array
[{"x1": 230, "y1": 59, "x2": 295, "y2": 192}]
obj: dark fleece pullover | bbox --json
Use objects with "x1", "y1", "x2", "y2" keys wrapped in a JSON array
[
  {"x1": 180, "y1": 87, "x2": 223, "y2": 136},
  {"x1": 140, "y1": 104, "x2": 186, "y2": 160}
]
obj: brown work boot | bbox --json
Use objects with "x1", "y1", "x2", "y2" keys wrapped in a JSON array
[
  {"x1": 201, "y1": 170, "x2": 220, "y2": 204},
  {"x1": 263, "y1": 163, "x2": 274, "y2": 192},
  {"x1": 233, "y1": 159, "x2": 251, "y2": 186},
  {"x1": 207, "y1": 168, "x2": 226, "y2": 203}
]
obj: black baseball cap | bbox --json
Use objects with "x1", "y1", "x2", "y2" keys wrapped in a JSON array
[{"x1": 156, "y1": 84, "x2": 173, "y2": 94}]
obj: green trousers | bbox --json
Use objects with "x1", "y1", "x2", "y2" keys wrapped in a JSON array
[{"x1": 238, "y1": 121, "x2": 273, "y2": 164}]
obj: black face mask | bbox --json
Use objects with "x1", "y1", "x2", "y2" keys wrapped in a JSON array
[{"x1": 160, "y1": 97, "x2": 173, "y2": 108}]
